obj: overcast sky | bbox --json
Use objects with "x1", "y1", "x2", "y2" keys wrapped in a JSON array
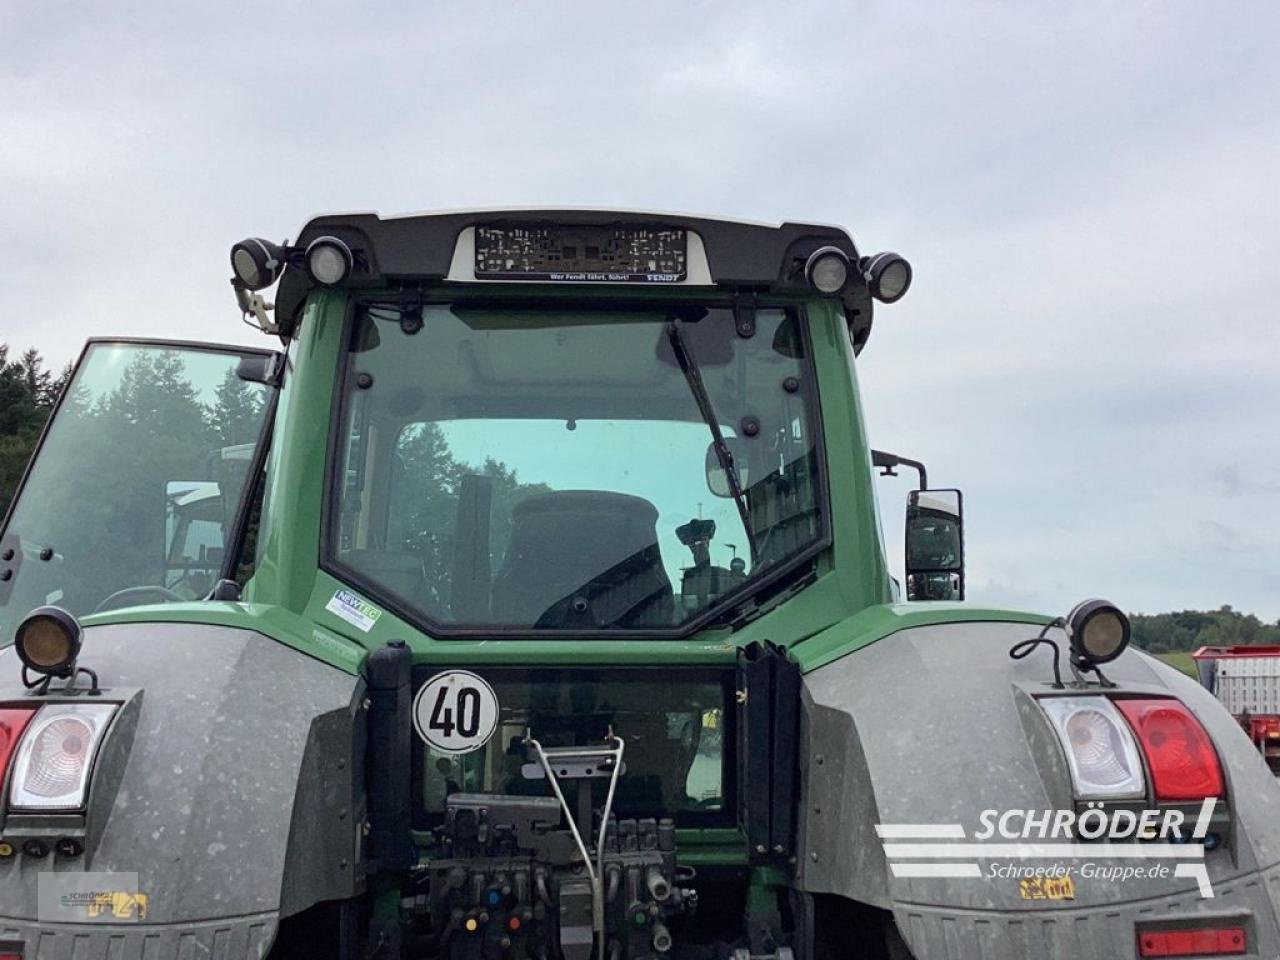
[{"x1": 2, "y1": 2, "x2": 1277, "y2": 620}]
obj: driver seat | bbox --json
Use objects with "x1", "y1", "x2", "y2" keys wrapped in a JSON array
[{"x1": 491, "y1": 491, "x2": 673, "y2": 628}]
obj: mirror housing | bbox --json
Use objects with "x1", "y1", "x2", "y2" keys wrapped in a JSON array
[{"x1": 905, "y1": 488, "x2": 964, "y2": 601}]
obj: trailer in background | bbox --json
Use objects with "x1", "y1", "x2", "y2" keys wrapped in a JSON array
[{"x1": 1193, "y1": 645, "x2": 1280, "y2": 772}]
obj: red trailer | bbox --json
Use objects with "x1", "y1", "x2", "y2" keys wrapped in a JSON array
[{"x1": 1193, "y1": 645, "x2": 1280, "y2": 772}]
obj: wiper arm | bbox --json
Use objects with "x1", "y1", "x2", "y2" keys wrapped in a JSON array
[{"x1": 665, "y1": 320, "x2": 759, "y2": 565}]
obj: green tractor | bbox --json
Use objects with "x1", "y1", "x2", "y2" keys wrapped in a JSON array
[{"x1": 1, "y1": 211, "x2": 1277, "y2": 959}]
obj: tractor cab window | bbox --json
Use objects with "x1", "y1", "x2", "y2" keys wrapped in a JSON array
[
  {"x1": 0, "y1": 342, "x2": 272, "y2": 639},
  {"x1": 331, "y1": 303, "x2": 826, "y2": 634},
  {"x1": 416, "y1": 670, "x2": 731, "y2": 824}
]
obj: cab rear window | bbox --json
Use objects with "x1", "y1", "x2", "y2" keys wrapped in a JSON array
[{"x1": 413, "y1": 668, "x2": 735, "y2": 828}]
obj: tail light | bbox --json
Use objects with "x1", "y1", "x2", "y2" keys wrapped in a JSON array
[
  {"x1": 8, "y1": 703, "x2": 117, "y2": 811},
  {"x1": 1115, "y1": 698, "x2": 1224, "y2": 803},
  {"x1": 0, "y1": 706, "x2": 38, "y2": 787},
  {"x1": 1040, "y1": 696, "x2": 1146, "y2": 799}
]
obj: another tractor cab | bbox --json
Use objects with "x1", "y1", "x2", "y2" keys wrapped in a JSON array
[{"x1": 2, "y1": 211, "x2": 1279, "y2": 960}]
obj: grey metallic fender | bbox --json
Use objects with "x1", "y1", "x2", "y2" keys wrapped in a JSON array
[
  {"x1": 796, "y1": 620, "x2": 1280, "y2": 955},
  {"x1": 0, "y1": 622, "x2": 363, "y2": 954}
]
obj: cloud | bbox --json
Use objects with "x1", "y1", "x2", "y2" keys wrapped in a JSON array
[
  {"x1": 1207, "y1": 465, "x2": 1280, "y2": 498},
  {"x1": 1, "y1": 0, "x2": 1277, "y2": 619}
]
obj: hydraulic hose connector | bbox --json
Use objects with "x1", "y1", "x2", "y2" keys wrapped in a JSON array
[
  {"x1": 652, "y1": 921, "x2": 674, "y2": 954},
  {"x1": 645, "y1": 868, "x2": 671, "y2": 903}
]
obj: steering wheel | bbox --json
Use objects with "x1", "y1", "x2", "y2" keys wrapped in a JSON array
[{"x1": 92, "y1": 585, "x2": 185, "y2": 614}]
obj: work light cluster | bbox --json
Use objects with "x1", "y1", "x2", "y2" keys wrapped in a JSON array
[{"x1": 1, "y1": 607, "x2": 119, "y2": 861}]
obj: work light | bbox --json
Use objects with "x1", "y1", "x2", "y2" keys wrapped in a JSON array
[
  {"x1": 861, "y1": 252, "x2": 912, "y2": 303},
  {"x1": 230, "y1": 238, "x2": 286, "y2": 291},
  {"x1": 14, "y1": 606, "x2": 82, "y2": 677},
  {"x1": 804, "y1": 246, "x2": 850, "y2": 294},
  {"x1": 1066, "y1": 598, "x2": 1131, "y2": 665},
  {"x1": 305, "y1": 236, "x2": 353, "y2": 287}
]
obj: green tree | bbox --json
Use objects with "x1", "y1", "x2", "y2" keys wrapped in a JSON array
[
  {"x1": 209, "y1": 367, "x2": 266, "y2": 448},
  {"x1": 0, "y1": 345, "x2": 60, "y2": 514},
  {"x1": 390, "y1": 421, "x2": 462, "y2": 606},
  {"x1": 16, "y1": 348, "x2": 52, "y2": 405},
  {"x1": 386, "y1": 423, "x2": 550, "y2": 616},
  {"x1": 1132, "y1": 606, "x2": 1280, "y2": 653}
]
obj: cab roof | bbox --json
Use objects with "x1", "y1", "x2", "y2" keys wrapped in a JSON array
[{"x1": 273, "y1": 209, "x2": 875, "y2": 348}]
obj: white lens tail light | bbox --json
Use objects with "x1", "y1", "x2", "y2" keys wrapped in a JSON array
[
  {"x1": 1040, "y1": 696, "x2": 1146, "y2": 800},
  {"x1": 9, "y1": 703, "x2": 117, "y2": 811}
]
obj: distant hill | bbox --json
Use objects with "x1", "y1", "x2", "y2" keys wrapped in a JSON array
[{"x1": 1132, "y1": 606, "x2": 1280, "y2": 653}]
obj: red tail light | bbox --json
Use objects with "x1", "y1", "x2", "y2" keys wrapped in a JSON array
[
  {"x1": 0, "y1": 706, "x2": 38, "y2": 787},
  {"x1": 1115, "y1": 698, "x2": 1224, "y2": 803},
  {"x1": 1137, "y1": 925, "x2": 1245, "y2": 956}
]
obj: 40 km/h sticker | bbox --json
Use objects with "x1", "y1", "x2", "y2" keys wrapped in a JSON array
[{"x1": 413, "y1": 670, "x2": 500, "y2": 755}]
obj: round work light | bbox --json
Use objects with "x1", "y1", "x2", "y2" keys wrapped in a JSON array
[
  {"x1": 1065, "y1": 598, "x2": 1131, "y2": 665},
  {"x1": 305, "y1": 236, "x2": 353, "y2": 287},
  {"x1": 804, "y1": 246, "x2": 851, "y2": 294},
  {"x1": 14, "y1": 606, "x2": 83, "y2": 677},
  {"x1": 229, "y1": 238, "x2": 286, "y2": 291},
  {"x1": 861, "y1": 252, "x2": 913, "y2": 303}
]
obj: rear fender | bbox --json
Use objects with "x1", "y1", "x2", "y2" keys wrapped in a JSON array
[
  {"x1": 795, "y1": 620, "x2": 1280, "y2": 912},
  {"x1": 0, "y1": 621, "x2": 363, "y2": 929}
]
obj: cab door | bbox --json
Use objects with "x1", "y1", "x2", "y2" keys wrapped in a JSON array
[{"x1": 0, "y1": 339, "x2": 278, "y2": 639}]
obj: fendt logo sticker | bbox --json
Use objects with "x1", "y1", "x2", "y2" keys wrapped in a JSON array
[
  {"x1": 413, "y1": 670, "x2": 500, "y2": 755},
  {"x1": 875, "y1": 798, "x2": 1219, "y2": 899}
]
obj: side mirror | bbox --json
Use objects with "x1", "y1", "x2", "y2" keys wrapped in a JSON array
[
  {"x1": 905, "y1": 488, "x2": 964, "y2": 601},
  {"x1": 705, "y1": 439, "x2": 752, "y2": 498}
]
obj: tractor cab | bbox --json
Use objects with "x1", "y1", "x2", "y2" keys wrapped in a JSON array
[
  {"x1": 0, "y1": 212, "x2": 937, "y2": 958},
  {"x1": 23, "y1": 213, "x2": 1247, "y2": 960}
]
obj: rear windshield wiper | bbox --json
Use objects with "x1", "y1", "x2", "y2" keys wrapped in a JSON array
[{"x1": 665, "y1": 320, "x2": 759, "y2": 565}]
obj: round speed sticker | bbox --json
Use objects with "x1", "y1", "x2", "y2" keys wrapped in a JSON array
[{"x1": 413, "y1": 670, "x2": 500, "y2": 755}]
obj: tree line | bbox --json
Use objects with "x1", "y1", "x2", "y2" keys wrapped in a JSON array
[
  {"x1": 0, "y1": 346, "x2": 70, "y2": 512},
  {"x1": 1131, "y1": 606, "x2": 1280, "y2": 653}
]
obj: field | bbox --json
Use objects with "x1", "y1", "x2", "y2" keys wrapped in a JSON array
[{"x1": 1155, "y1": 651, "x2": 1197, "y2": 677}]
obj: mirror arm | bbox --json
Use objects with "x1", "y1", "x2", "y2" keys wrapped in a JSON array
[{"x1": 871, "y1": 449, "x2": 928, "y2": 490}]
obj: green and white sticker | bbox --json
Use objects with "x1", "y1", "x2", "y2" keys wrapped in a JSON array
[{"x1": 325, "y1": 589, "x2": 383, "y2": 632}]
